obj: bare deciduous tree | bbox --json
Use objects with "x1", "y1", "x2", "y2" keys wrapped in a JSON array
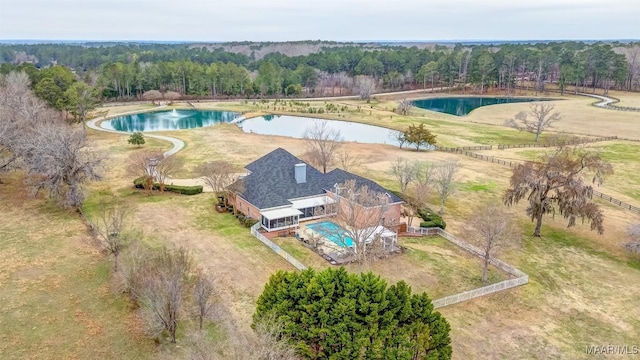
[
  {"x1": 626, "y1": 224, "x2": 640, "y2": 254},
  {"x1": 163, "y1": 91, "x2": 182, "y2": 103},
  {"x1": 184, "y1": 330, "x2": 218, "y2": 360},
  {"x1": 355, "y1": 75, "x2": 376, "y2": 100},
  {"x1": 195, "y1": 160, "x2": 239, "y2": 201},
  {"x1": 402, "y1": 161, "x2": 434, "y2": 226},
  {"x1": 0, "y1": 71, "x2": 51, "y2": 176},
  {"x1": 337, "y1": 150, "x2": 360, "y2": 172},
  {"x1": 118, "y1": 241, "x2": 151, "y2": 300},
  {"x1": 396, "y1": 98, "x2": 412, "y2": 115},
  {"x1": 434, "y1": 161, "x2": 459, "y2": 215},
  {"x1": 504, "y1": 103, "x2": 561, "y2": 142},
  {"x1": 127, "y1": 150, "x2": 163, "y2": 194},
  {"x1": 415, "y1": 161, "x2": 436, "y2": 189},
  {"x1": 155, "y1": 155, "x2": 183, "y2": 192},
  {"x1": 247, "y1": 314, "x2": 298, "y2": 359},
  {"x1": 133, "y1": 246, "x2": 193, "y2": 343},
  {"x1": 390, "y1": 158, "x2": 417, "y2": 194},
  {"x1": 504, "y1": 147, "x2": 613, "y2": 237},
  {"x1": 21, "y1": 123, "x2": 104, "y2": 210},
  {"x1": 191, "y1": 307, "x2": 297, "y2": 360},
  {"x1": 0, "y1": 112, "x2": 16, "y2": 176},
  {"x1": 464, "y1": 204, "x2": 520, "y2": 282},
  {"x1": 328, "y1": 180, "x2": 394, "y2": 272},
  {"x1": 142, "y1": 90, "x2": 163, "y2": 104},
  {"x1": 90, "y1": 200, "x2": 136, "y2": 271},
  {"x1": 303, "y1": 120, "x2": 343, "y2": 174},
  {"x1": 193, "y1": 270, "x2": 216, "y2": 330},
  {"x1": 389, "y1": 130, "x2": 407, "y2": 149}
]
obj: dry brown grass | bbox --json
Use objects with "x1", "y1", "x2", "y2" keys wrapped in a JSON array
[
  {"x1": 456, "y1": 94, "x2": 640, "y2": 140},
  {"x1": 0, "y1": 172, "x2": 154, "y2": 359},
  {"x1": 36, "y1": 92, "x2": 640, "y2": 358},
  {"x1": 603, "y1": 89, "x2": 640, "y2": 108}
]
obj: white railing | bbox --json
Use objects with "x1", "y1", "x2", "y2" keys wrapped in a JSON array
[
  {"x1": 407, "y1": 226, "x2": 529, "y2": 308},
  {"x1": 250, "y1": 223, "x2": 307, "y2": 271},
  {"x1": 431, "y1": 276, "x2": 529, "y2": 308}
]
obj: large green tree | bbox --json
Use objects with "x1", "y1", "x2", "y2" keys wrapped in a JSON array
[
  {"x1": 255, "y1": 62, "x2": 283, "y2": 95},
  {"x1": 254, "y1": 267, "x2": 452, "y2": 360},
  {"x1": 64, "y1": 81, "x2": 99, "y2": 129},
  {"x1": 417, "y1": 61, "x2": 438, "y2": 90}
]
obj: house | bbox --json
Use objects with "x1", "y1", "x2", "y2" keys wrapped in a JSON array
[{"x1": 232, "y1": 148, "x2": 403, "y2": 233}]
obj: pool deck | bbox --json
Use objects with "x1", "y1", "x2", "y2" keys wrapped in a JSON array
[{"x1": 296, "y1": 221, "x2": 402, "y2": 265}]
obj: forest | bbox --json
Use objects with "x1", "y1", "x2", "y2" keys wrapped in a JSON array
[{"x1": 1, "y1": 40, "x2": 638, "y2": 102}]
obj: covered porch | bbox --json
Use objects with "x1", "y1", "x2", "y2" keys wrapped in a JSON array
[
  {"x1": 289, "y1": 195, "x2": 337, "y2": 220},
  {"x1": 260, "y1": 207, "x2": 303, "y2": 232}
]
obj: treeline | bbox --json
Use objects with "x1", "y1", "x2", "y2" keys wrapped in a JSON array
[{"x1": 1, "y1": 41, "x2": 639, "y2": 101}]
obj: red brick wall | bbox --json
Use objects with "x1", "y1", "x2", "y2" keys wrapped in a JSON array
[
  {"x1": 234, "y1": 196, "x2": 261, "y2": 220},
  {"x1": 383, "y1": 203, "x2": 402, "y2": 226}
]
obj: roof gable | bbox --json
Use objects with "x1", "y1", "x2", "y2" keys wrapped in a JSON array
[
  {"x1": 323, "y1": 168, "x2": 403, "y2": 203},
  {"x1": 240, "y1": 148, "x2": 326, "y2": 209}
]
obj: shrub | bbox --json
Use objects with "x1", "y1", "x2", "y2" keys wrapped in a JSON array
[
  {"x1": 234, "y1": 212, "x2": 259, "y2": 228},
  {"x1": 418, "y1": 207, "x2": 446, "y2": 229},
  {"x1": 128, "y1": 132, "x2": 145, "y2": 147},
  {"x1": 133, "y1": 177, "x2": 203, "y2": 195},
  {"x1": 239, "y1": 216, "x2": 258, "y2": 228},
  {"x1": 165, "y1": 184, "x2": 203, "y2": 195}
]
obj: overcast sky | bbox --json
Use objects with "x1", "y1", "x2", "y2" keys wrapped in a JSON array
[{"x1": 1, "y1": 0, "x2": 638, "y2": 42}]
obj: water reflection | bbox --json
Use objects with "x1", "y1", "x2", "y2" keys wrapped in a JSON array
[
  {"x1": 103, "y1": 109, "x2": 239, "y2": 132},
  {"x1": 102, "y1": 111, "x2": 404, "y2": 147},
  {"x1": 413, "y1": 97, "x2": 550, "y2": 116},
  {"x1": 239, "y1": 115, "x2": 401, "y2": 146}
]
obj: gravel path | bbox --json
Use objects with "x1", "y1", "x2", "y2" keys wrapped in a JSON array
[
  {"x1": 577, "y1": 92, "x2": 640, "y2": 112},
  {"x1": 86, "y1": 107, "x2": 214, "y2": 190},
  {"x1": 86, "y1": 106, "x2": 185, "y2": 158}
]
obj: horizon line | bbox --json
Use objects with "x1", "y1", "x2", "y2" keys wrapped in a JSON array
[{"x1": 1, "y1": 38, "x2": 639, "y2": 44}]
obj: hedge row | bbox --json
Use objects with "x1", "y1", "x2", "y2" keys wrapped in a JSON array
[
  {"x1": 418, "y1": 207, "x2": 446, "y2": 230},
  {"x1": 133, "y1": 177, "x2": 203, "y2": 195},
  {"x1": 236, "y1": 213, "x2": 259, "y2": 228}
]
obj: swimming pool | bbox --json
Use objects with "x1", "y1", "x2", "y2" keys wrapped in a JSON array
[{"x1": 306, "y1": 221, "x2": 353, "y2": 248}]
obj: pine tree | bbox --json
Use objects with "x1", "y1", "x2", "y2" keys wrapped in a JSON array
[{"x1": 254, "y1": 267, "x2": 452, "y2": 359}]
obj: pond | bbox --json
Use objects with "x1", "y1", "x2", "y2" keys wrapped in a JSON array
[
  {"x1": 412, "y1": 97, "x2": 549, "y2": 116},
  {"x1": 238, "y1": 115, "x2": 400, "y2": 146},
  {"x1": 102, "y1": 109, "x2": 239, "y2": 132},
  {"x1": 101, "y1": 110, "x2": 402, "y2": 146}
]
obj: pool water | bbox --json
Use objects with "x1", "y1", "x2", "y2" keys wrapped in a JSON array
[{"x1": 306, "y1": 221, "x2": 353, "y2": 248}]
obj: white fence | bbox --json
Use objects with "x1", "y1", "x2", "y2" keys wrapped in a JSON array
[
  {"x1": 407, "y1": 226, "x2": 529, "y2": 308},
  {"x1": 249, "y1": 223, "x2": 527, "y2": 306},
  {"x1": 431, "y1": 276, "x2": 529, "y2": 308},
  {"x1": 250, "y1": 223, "x2": 307, "y2": 271}
]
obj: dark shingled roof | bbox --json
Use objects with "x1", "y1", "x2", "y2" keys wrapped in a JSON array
[
  {"x1": 240, "y1": 148, "x2": 402, "y2": 210},
  {"x1": 323, "y1": 168, "x2": 403, "y2": 204}
]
